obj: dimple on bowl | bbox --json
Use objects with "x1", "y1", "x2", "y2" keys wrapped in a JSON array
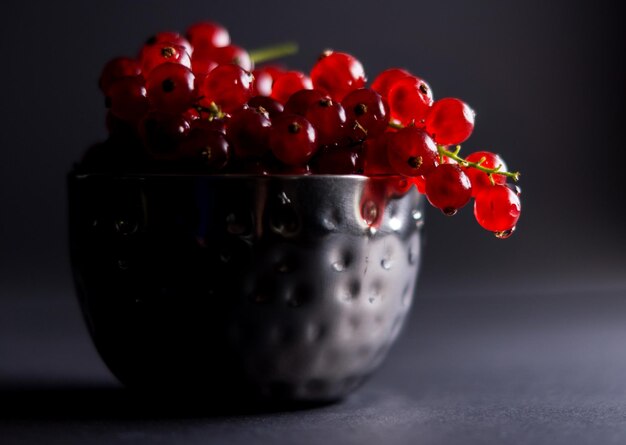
[{"x1": 68, "y1": 172, "x2": 424, "y2": 402}]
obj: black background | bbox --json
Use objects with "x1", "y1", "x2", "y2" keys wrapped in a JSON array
[{"x1": 1, "y1": 1, "x2": 626, "y2": 443}]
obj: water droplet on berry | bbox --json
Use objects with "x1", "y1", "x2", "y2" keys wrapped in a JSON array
[
  {"x1": 361, "y1": 200, "x2": 378, "y2": 226},
  {"x1": 115, "y1": 218, "x2": 138, "y2": 235},
  {"x1": 381, "y1": 257, "x2": 393, "y2": 270},
  {"x1": 494, "y1": 226, "x2": 516, "y2": 239}
]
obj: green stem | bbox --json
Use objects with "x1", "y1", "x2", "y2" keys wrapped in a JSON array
[
  {"x1": 437, "y1": 145, "x2": 521, "y2": 182},
  {"x1": 249, "y1": 42, "x2": 299, "y2": 64}
]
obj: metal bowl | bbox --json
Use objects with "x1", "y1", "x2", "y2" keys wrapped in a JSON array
[{"x1": 68, "y1": 173, "x2": 424, "y2": 402}]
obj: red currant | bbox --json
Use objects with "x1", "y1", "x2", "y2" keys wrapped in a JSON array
[
  {"x1": 142, "y1": 32, "x2": 192, "y2": 59},
  {"x1": 99, "y1": 57, "x2": 141, "y2": 94},
  {"x1": 386, "y1": 127, "x2": 439, "y2": 177},
  {"x1": 371, "y1": 68, "x2": 411, "y2": 99},
  {"x1": 310, "y1": 51, "x2": 366, "y2": 101},
  {"x1": 284, "y1": 89, "x2": 324, "y2": 116},
  {"x1": 362, "y1": 133, "x2": 393, "y2": 176},
  {"x1": 177, "y1": 127, "x2": 230, "y2": 170},
  {"x1": 201, "y1": 64, "x2": 254, "y2": 113},
  {"x1": 312, "y1": 145, "x2": 363, "y2": 174},
  {"x1": 425, "y1": 98, "x2": 475, "y2": 145},
  {"x1": 271, "y1": 71, "x2": 313, "y2": 104},
  {"x1": 226, "y1": 107, "x2": 271, "y2": 159},
  {"x1": 140, "y1": 43, "x2": 191, "y2": 76},
  {"x1": 269, "y1": 114, "x2": 318, "y2": 166},
  {"x1": 106, "y1": 76, "x2": 149, "y2": 123},
  {"x1": 202, "y1": 44, "x2": 252, "y2": 71},
  {"x1": 186, "y1": 21, "x2": 230, "y2": 50},
  {"x1": 247, "y1": 95, "x2": 284, "y2": 118},
  {"x1": 140, "y1": 111, "x2": 191, "y2": 157},
  {"x1": 474, "y1": 184, "x2": 521, "y2": 233},
  {"x1": 387, "y1": 75, "x2": 433, "y2": 127},
  {"x1": 342, "y1": 88, "x2": 389, "y2": 141},
  {"x1": 304, "y1": 97, "x2": 347, "y2": 146},
  {"x1": 425, "y1": 164, "x2": 472, "y2": 215},
  {"x1": 146, "y1": 63, "x2": 196, "y2": 113},
  {"x1": 464, "y1": 151, "x2": 507, "y2": 196}
]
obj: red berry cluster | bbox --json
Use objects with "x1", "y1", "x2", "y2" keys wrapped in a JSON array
[{"x1": 94, "y1": 21, "x2": 521, "y2": 237}]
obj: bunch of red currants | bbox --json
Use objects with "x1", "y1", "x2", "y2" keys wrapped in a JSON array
[{"x1": 96, "y1": 21, "x2": 521, "y2": 237}]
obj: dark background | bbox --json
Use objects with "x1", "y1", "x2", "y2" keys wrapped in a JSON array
[{"x1": 1, "y1": 1, "x2": 626, "y2": 443}]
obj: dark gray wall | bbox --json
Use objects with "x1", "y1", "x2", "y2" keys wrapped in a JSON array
[{"x1": 1, "y1": 0, "x2": 624, "y2": 298}]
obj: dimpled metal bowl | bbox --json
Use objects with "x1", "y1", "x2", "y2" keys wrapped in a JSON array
[{"x1": 68, "y1": 172, "x2": 424, "y2": 402}]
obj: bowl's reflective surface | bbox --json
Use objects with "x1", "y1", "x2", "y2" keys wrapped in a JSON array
[{"x1": 69, "y1": 173, "x2": 424, "y2": 402}]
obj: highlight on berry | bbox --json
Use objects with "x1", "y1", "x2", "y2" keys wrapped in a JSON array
[{"x1": 90, "y1": 20, "x2": 522, "y2": 237}]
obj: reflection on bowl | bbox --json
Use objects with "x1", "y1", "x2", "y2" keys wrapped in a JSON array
[{"x1": 68, "y1": 173, "x2": 424, "y2": 402}]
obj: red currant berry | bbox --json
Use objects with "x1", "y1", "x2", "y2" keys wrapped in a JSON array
[
  {"x1": 363, "y1": 133, "x2": 393, "y2": 176},
  {"x1": 201, "y1": 64, "x2": 254, "y2": 114},
  {"x1": 283, "y1": 89, "x2": 324, "y2": 116},
  {"x1": 106, "y1": 76, "x2": 149, "y2": 123},
  {"x1": 140, "y1": 43, "x2": 191, "y2": 76},
  {"x1": 464, "y1": 151, "x2": 508, "y2": 196},
  {"x1": 190, "y1": 117, "x2": 227, "y2": 134},
  {"x1": 311, "y1": 145, "x2": 363, "y2": 174},
  {"x1": 146, "y1": 63, "x2": 196, "y2": 113},
  {"x1": 425, "y1": 98, "x2": 475, "y2": 145},
  {"x1": 247, "y1": 95, "x2": 284, "y2": 118},
  {"x1": 474, "y1": 184, "x2": 521, "y2": 234},
  {"x1": 99, "y1": 57, "x2": 141, "y2": 94},
  {"x1": 203, "y1": 45, "x2": 252, "y2": 71},
  {"x1": 342, "y1": 88, "x2": 389, "y2": 141},
  {"x1": 177, "y1": 128, "x2": 230, "y2": 170},
  {"x1": 190, "y1": 53, "x2": 218, "y2": 77},
  {"x1": 371, "y1": 68, "x2": 411, "y2": 99},
  {"x1": 270, "y1": 71, "x2": 313, "y2": 104},
  {"x1": 226, "y1": 107, "x2": 271, "y2": 159},
  {"x1": 139, "y1": 111, "x2": 191, "y2": 157},
  {"x1": 304, "y1": 97, "x2": 347, "y2": 146},
  {"x1": 142, "y1": 32, "x2": 192, "y2": 59},
  {"x1": 269, "y1": 114, "x2": 318, "y2": 166},
  {"x1": 387, "y1": 75, "x2": 433, "y2": 127},
  {"x1": 310, "y1": 51, "x2": 366, "y2": 101},
  {"x1": 425, "y1": 164, "x2": 472, "y2": 215},
  {"x1": 386, "y1": 127, "x2": 439, "y2": 177},
  {"x1": 186, "y1": 21, "x2": 230, "y2": 50}
]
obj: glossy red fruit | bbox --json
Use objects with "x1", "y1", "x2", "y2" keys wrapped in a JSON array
[
  {"x1": 106, "y1": 76, "x2": 149, "y2": 123},
  {"x1": 201, "y1": 64, "x2": 254, "y2": 113},
  {"x1": 425, "y1": 98, "x2": 475, "y2": 145},
  {"x1": 386, "y1": 127, "x2": 439, "y2": 177},
  {"x1": 99, "y1": 57, "x2": 142, "y2": 94},
  {"x1": 140, "y1": 111, "x2": 191, "y2": 156},
  {"x1": 342, "y1": 88, "x2": 389, "y2": 141},
  {"x1": 140, "y1": 43, "x2": 191, "y2": 76},
  {"x1": 363, "y1": 133, "x2": 393, "y2": 176},
  {"x1": 247, "y1": 95, "x2": 284, "y2": 118},
  {"x1": 304, "y1": 97, "x2": 347, "y2": 146},
  {"x1": 177, "y1": 128, "x2": 230, "y2": 170},
  {"x1": 202, "y1": 45, "x2": 252, "y2": 71},
  {"x1": 474, "y1": 184, "x2": 521, "y2": 233},
  {"x1": 270, "y1": 114, "x2": 318, "y2": 166},
  {"x1": 226, "y1": 107, "x2": 272, "y2": 159},
  {"x1": 186, "y1": 21, "x2": 230, "y2": 50},
  {"x1": 190, "y1": 53, "x2": 218, "y2": 77},
  {"x1": 312, "y1": 145, "x2": 363, "y2": 174},
  {"x1": 142, "y1": 32, "x2": 192, "y2": 58},
  {"x1": 284, "y1": 89, "x2": 325, "y2": 116},
  {"x1": 464, "y1": 151, "x2": 508, "y2": 196},
  {"x1": 387, "y1": 75, "x2": 433, "y2": 127},
  {"x1": 310, "y1": 51, "x2": 366, "y2": 101},
  {"x1": 270, "y1": 71, "x2": 313, "y2": 104},
  {"x1": 371, "y1": 68, "x2": 411, "y2": 99},
  {"x1": 425, "y1": 164, "x2": 472, "y2": 215},
  {"x1": 146, "y1": 63, "x2": 196, "y2": 113}
]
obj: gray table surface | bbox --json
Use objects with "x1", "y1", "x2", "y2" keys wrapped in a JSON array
[{"x1": 1, "y1": 287, "x2": 626, "y2": 445}]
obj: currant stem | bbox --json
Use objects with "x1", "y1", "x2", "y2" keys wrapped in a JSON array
[
  {"x1": 437, "y1": 145, "x2": 521, "y2": 182},
  {"x1": 249, "y1": 42, "x2": 299, "y2": 64}
]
